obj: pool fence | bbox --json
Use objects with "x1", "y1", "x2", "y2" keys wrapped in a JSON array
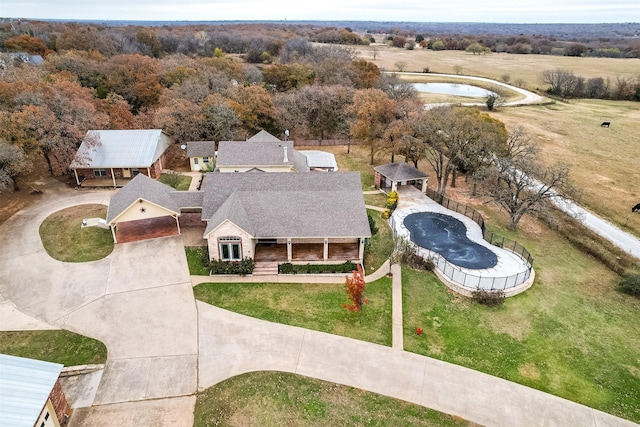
[{"x1": 402, "y1": 189, "x2": 535, "y2": 293}]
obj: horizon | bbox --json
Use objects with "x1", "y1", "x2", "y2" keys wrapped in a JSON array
[
  {"x1": 2, "y1": 0, "x2": 639, "y2": 24},
  {"x1": 4, "y1": 18, "x2": 640, "y2": 25}
]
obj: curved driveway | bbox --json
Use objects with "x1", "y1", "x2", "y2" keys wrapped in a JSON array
[
  {"x1": 0, "y1": 184, "x2": 636, "y2": 427},
  {"x1": 0, "y1": 188, "x2": 198, "y2": 406}
]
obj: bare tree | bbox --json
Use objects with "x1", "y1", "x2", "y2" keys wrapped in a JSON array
[
  {"x1": 488, "y1": 127, "x2": 575, "y2": 230},
  {"x1": 411, "y1": 106, "x2": 506, "y2": 197}
]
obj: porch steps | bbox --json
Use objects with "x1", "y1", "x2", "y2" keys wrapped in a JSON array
[{"x1": 253, "y1": 262, "x2": 279, "y2": 276}]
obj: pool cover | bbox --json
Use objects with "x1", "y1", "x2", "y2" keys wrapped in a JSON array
[{"x1": 403, "y1": 212, "x2": 498, "y2": 270}]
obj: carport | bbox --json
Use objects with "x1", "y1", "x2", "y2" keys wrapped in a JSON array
[
  {"x1": 113, "y1": 216, "x2": 180, "y2": 243},
  {"x1": 106, "y1": 174, "x2": 182, "y2": 243}
]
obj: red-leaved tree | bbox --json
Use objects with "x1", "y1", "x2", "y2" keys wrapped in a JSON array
[{"x1": 342, "y1": 264, "x2": 368, "y2": 322}]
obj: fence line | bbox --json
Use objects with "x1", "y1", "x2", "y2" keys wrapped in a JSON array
[
  {"x1": 294, "y1": 139, "x2": 362, "y2": 147},
  {"x1": 396, "y1": 189, "x2": 535, "y2": 292}
]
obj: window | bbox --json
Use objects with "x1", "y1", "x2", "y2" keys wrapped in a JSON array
[
  {"x1": 203, "y1": 156, "x2": 210, "y2": 163},
  {"x1": 193, "y1": 158, "x2": 199, "y2": 165},
  {"x1": 93, "y1": 169, "x2": 107, "y2": 177},
  {"x1": 132, "y1": 168, "x2": 140, "y2": 176},
  {"x1": 218, "y1": 236, "x2": 242, "y2": 261}
]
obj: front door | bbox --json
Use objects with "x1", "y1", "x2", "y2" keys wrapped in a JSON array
[{"x1": 122, "y1": 168, "x2": 131, "y2": 178}]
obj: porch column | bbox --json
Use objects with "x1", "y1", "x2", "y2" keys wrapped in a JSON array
[
  {"x1": 147, "y1": 167, "x2": 151, "y2": 178},
  {"x1": 110, "y1": 168, "x2": 116, "y2": 188},
  {"x1": 287, "y1": 238, "x2": 292, "y2": 262},
  {"x1": 391, "y1": 181, "x2": 398, "y2": 193},
  {"x1": 358, "y1": 238, "x2": 365, "y2": 263},
  {"x1": 111, "y1": 224, "x2": 117, "y2": 243},
  {"x1": 174, "y1": 215, "x2": 181, "y2": 235},
  {"x1": 421, "y1": 178, "x2": 428, "y2": 194},
  {"x1": 73, "y1": 169, "x2": 80, "y2": 186},
  {"x1": 323, "y1": 238, "x2": 329, "y2": 261}
]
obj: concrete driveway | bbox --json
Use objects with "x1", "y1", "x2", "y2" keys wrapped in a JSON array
[
  {"x1": 1, "y1": 184, "x2": 638, "y2": 427},
  {"x1": 0, "y1": 188, "x2": 198, "y2": 407}
]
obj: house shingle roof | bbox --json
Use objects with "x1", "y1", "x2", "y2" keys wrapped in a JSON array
[
  {"x1": 374, "y1": 162, "x2": 429, "y2": 182},
  {"x1": 216, "y1": 141, "x2": 308, "y2": 172},
  {"x1": 246, "y1": 130, "x2": 282, "y2": 143},
  {"x1": 70, "y1": 129, "x2": 173, "y2": 169},
  {"x1": 202, "y1": 172, "x2": 371, "y2": 238},
  {"x1": 106, "y1": 174, "x2": 179, "y2": 223},
  {"x1": 186, "y1": 141, "x2": 216, "y2": 158}
]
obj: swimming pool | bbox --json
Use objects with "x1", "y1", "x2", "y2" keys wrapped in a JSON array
[{"x1": 403, "y1": 212, "x2": 498, "y2": 270}]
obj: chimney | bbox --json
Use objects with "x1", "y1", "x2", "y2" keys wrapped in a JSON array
[{"x1": 283, "y1": 146, "x2": 289, "y2": 163}]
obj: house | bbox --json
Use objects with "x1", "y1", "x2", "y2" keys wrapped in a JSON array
[
  {"x1": 0, "y1": 354, "x2": 70, "y2": 427},
  {"x1": 105, "y1": 171, "x2": 371, "y2": 265},
  {"x1": 202, "y1": 172, "x2": 370, "y2": 264},
  {"x1": 374, "y1": 162, "x2": 429, "y2": 194},
  {"x1": 216, "y1": 140, "x2": 308, "y2": 173},
  {"x1": 299, "y1": 150, "x2": 339, "y2": 172},
  {"x1": 186, "y1": 141, "x2": 216, "y2": 172},
  {"x1": 69, "y1": 129, "x2": 174, "y2": 188}
]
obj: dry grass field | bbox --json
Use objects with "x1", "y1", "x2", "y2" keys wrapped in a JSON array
[
  {"x1": 350, "y1": 45, "x2": 640, "y2": 238},
  {"x1": 354, "y1": 44, "x2": 640, "y2": 90},
  {"x1": 491, "y1": 101, "x2": 640, "y2": 237}
]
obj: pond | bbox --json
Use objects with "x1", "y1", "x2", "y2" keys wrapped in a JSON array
[{"x1": 413, "y1": 82, "x2": 497, "y2": 98}]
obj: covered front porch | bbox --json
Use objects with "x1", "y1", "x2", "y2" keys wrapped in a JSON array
[{"x1": 254, "y1": 240, "x2": 363, "y2": 264}]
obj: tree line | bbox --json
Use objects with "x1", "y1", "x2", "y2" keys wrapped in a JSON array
[
  {"x1": 0, "y1": 21, "x2": 576, "y2": 229},
  {"x1": 541, "y1": 68, "x2": 640, "y2": 101}
]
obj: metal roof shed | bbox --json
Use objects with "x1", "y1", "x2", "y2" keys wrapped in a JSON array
[{"x1": 0, "y1": 354, "x2": 64, "y2": 427}]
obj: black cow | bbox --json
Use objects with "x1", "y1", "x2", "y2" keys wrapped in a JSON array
[
  {"x1": 601, "y1": 121, "x2": 611, "y2": 127},
  {"x1": 633, "y1": 203, "x2": 640, "y2": 213}
]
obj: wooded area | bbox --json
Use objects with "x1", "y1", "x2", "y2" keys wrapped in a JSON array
[{"x1": 0, "y1": 19, "x2": 634, "y2": 230}]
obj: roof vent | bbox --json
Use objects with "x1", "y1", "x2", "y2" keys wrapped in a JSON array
[{"x1": 283, "y1": 146, "x2": 289, "y2": 163}]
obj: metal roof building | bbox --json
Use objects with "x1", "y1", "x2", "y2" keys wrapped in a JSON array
[
  {"x1": 0, "y1": 354, "x2": 64, "y2": 427},
  {"x1": 70, "y1": 129, "x2": 173, "y2": 169}
]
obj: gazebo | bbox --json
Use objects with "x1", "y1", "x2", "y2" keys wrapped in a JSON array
[{"x1": 374, "y1": 162, "x2": 429, "y2": 194}]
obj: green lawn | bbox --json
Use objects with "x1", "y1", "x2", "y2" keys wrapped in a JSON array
[
  {"x1": 0, "y1": 330, "x2": 108, "y2": 366},
  {"x1": 364, "y1": 192, "x2": 388, "y2": 208},
  {"x1": 185, "y1": 246, "x2": 210, "y2": 275},
  {"x1": 39, "y1": 204, "x2": 114, "y2": 262},
  {"x1": 403, "y1": 261, "x2": 640, "y2": 423},
  {"x1": 158, "y1": 172, "x2": 192, "y2": 190},
  {"x1": 194, "y1": 277, "x2": 393, "y2": 346},
  {"x1": 364, "y1": 209, "x2": 394, "y2": 273},
  {"x1": 194, "y1": 371, "x2": 479, "y2": 427}
]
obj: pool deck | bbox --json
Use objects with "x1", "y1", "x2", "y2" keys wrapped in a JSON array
[{"x1": 392, "y1": 188, "x2": 531, "y2": 287}]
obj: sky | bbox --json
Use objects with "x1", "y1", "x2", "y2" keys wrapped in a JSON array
[{"x1": 2, "y1": 0, "x2": 639, "y2": 23}]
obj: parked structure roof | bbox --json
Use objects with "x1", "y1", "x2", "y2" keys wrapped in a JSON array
[
  {"x1": 374, "y1": 162, "x2": 429, "y2": 182},
  {"x1": 106, "y1": 173, "x2": 179, "y2": 223},
  {"x1": 0, "y1": 354, "x2": 63, "y2": 427},
  {"x1": 70, "y1": 129, "x2": 173, "y2": 169}
]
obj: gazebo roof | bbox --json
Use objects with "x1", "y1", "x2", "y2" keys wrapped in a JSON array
[{"x1": 374, "y1": 162, "x2": 429, "y2": 182}]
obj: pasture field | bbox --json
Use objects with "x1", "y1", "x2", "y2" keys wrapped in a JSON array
[
  {"x1": 350, "y1": 46, "x2": 640, "y2": 238},
  {"x1": 491, "y1": 100, "x2": 640, "y2": 237},
  {"x1": 354, "y1": 44, "x2": 640, "y2": 90}
]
